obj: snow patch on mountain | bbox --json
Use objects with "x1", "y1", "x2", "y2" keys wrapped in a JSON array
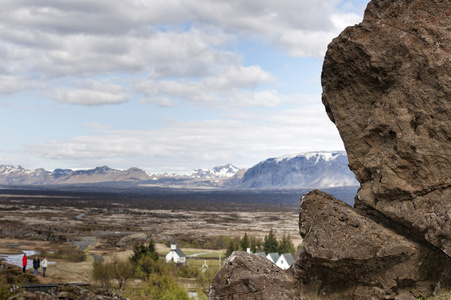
[
  {"x1": 188, "y1": 164, "x2": 240, "y2": 178},
  {"x1": 239, "y1": 151, "x2": 358, "y2": 189},
  {"x1": 275, "y1": 151, "x2": 341, "y2": 163}
]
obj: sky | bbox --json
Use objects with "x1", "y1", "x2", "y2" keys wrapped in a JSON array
[{"x1": 0, "y1": 0, "x2": 369, "y2": 174}]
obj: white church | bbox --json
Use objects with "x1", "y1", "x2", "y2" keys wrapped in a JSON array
[{"x1": 165, "y1": 243, "x2": 186, "y2": 264}]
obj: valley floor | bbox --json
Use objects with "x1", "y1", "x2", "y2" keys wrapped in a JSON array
[{"x1": 0, "y1": 187, "x2": 303, "y2": 296}]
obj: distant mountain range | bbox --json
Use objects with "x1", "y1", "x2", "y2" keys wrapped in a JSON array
[
  {"x1": 0, "y1": 151, "x2": 358, "y2": 189},
  {"x1": 239, "y1": 151, "x2": 358, "y2": 189}
]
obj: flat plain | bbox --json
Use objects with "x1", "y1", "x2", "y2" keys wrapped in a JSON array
[{"x1": 0, "y1": 186, "x2": 308, "y2": 285}]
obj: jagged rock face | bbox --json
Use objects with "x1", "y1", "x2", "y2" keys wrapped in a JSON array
[
  {"x1": 321, "y1": 0, "x2": 451, "y2": 255},
  {"x1": 297, "y1": 190, "x2": 451, "y2": 299},
  {"x1": 209, "y1": 251, "x2": 300, "y2": 300}
]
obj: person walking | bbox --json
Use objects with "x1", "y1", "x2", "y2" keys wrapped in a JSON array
[
  {"x1": 22, "y1": 253, "x2": 27, "y2": 273},
  {"x1": 41, "y1": 257, "x2": 48, "y2": 278},
  {"x1": 32, "y1": 255, "x2": 40, "y2": 275}
]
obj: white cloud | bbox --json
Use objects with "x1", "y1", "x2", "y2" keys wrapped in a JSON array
[
  {"x1": 140, "y1": 96, "x2": 179, "y2": 108},
  {"x1": 31, "y1": 101, "x2": 343, "y2": 172},
  {"x1": 0, "y1": 0, "x2": 366, "y2": 105},
  {"x1": 49, "y1": 81, "x2": 130, "y2": 105},
  {"x1": 0, "y1": 0, "x2": 364, "y2": 79},
  {"x1": 136, "y1": 65, "x2": 275, "y2": 106},
  {"x1": 0, "y1": 75, "x2": 29, "y2": 94},
  {"x1": 1, "y1": 0, "x2": 365, "y2": 171}
]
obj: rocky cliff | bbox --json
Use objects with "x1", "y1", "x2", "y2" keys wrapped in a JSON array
[
  {"x1": 209, "y1": 0, "x2": 451, "y2": 299},
  {"x1": 321, "y1": 0, "x2": 451, "y2": 257}
]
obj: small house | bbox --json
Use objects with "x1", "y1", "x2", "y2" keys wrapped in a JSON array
[
  {"x1": 165, "y1": 243, "x2": 186, "y2": 263},
  {"x1": 266, "y1": 252, "x2": 280, "y2": 264},
  {"x1": 276, "y1": 253, "x2": 295, "y2": 270}
]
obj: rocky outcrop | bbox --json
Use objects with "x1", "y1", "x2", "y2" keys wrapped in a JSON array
[
  {"x1": 209, "y1": 251, "x2": 300, "y2": 300},
  {"x1": 297, "y1": 190, "x2": 451, "y2": 299},
  {"x1": 321, "y1": 0, "x2": 451, "y2": 255},
  {"x1": 295, "y1": 0, "x2": 451, "y2": 298},
  {"x1": 211, "y1": 0, "x2": 450, "y2": 299},
  {"x1": 116, "y1": 233, "x2": 150, "y2": 247}
]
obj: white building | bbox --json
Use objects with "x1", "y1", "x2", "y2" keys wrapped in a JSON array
[
  {"x1": 165, "y1": 243, "x2": 186, "y2": 263},
  {"x1": 266, "y1": 252, "x2": 280, "y2": 264},
  {"x1": 276, "y1": 253, "x2": 295, "y2": 270}
]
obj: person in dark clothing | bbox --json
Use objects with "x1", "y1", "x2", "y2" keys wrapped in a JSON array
[
  {"x1": 32, "y1": 256, "x2": 40, "y2": 275},
  {"x1": 22, "y1": 254, "x2": 27, "y2": 273}
]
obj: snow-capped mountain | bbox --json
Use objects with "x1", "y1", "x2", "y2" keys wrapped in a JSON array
[
  {"x1": 188, "y1": 164, "x2": 241, "y2": 179},
  {"x1": 0, "y1": 152, "x2": 359, "y2": 189},
  {"x1": 0, "y1": 165, "x2": 151, "y2": 185},
  {"x1": 238, "y1": 151, "x2": 358, "y2": 189},
  {"x1": 0, "y1": 164, "x2": 242, "y2": 185}
]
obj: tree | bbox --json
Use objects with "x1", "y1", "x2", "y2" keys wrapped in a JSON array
[
  {"x1": 92, "y1": 257, "x2": 134, "y2": 290},
  {"x1": 130, "y1": 238, "x2": 159, "y2": 264},
  {"x1": 263, "y1": 229, "x2": 278, "y2": 254},
  {"x1": 111, "y1": 258, "x2": 135, "y2": 290},
  {"x1": 240, "y1": 233, "x2": 250, "y2": 251},
  {"x1": 278, "y1": 233, "x2": 295, "y2": 255},
  {"x1": 92, "y1": 260, "x2": 112, "y2": 289},
  {"x1": 225, "y1": 240, "x2": 238, "y2": 257},
  {"x1": 249, "y1": 235, "x2": 263, "y2": 253},
  {"x1": 135, "y1": 255, "x2": 166, "y2": 279},
  {"x1": 196, "y1": 267, "x2": 218, "y2": 296}
]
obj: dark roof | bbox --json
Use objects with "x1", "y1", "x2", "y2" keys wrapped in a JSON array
[
  {"x1": 255, "y1": 252, "x2": 266, "y2": 257},
  {"x1": 267, "y1": 252, "x2": 279, "y2": 262},
  {"x1": 280, "y1": 253, "x2": 295, "y2": 266},
  {"x1": 174, "y1": 248, "x2": 186, "y2": 257}
]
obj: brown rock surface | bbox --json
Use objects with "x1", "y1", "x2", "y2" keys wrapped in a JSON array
[
  {"x1": 209, "y1": 251, "x2": 300, "y2": 300},
  {"x1": 210, "y1": 0, "x2": 451, "y2": 299},
  {"x1": 321, "y1": 0, "x2": 451, "y2": 255},
  {"x1": 297, "y1": 190, "x2": 451, "y2": 299}
]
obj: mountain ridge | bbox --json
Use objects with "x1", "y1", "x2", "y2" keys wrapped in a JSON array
[{"x1": 0, "y1": 151, "x2": 358, "y2": 189}]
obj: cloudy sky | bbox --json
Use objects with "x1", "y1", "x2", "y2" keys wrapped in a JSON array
[{"x1": 0, "y1": 0, "x2": 368, "y2": 174}]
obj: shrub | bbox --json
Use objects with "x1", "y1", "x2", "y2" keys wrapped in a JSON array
[
  {"x1": 195, "y1": 267, "x2": 218, "y2": 296},
  {"x1": 176, "y1": 264, "x2": 200, "y2": 278},
  {"x1": 92, "y1": 260, "x2": 112, "y2": 289},
  {"x1": 111, "y1": 258, "x2": 134, "y2": 290},
  {"x1": 0, "y1": 276, "x2": 10, "y2": 300},
  {"x1": 123, "y1": 272, "x2": 189, "y2": 300},
  {"x1": 92, "y1": 257, "x2": 134, "y2": 290},
  {"x1": 135, "y1": 255, "x2": 167, "y2": 280},
  {"x1": 43, "y1": 247, "x2": 86, "y2": 262}
]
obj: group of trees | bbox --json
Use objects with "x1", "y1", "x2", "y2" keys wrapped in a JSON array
[
  {"x1": 225, "y1": 230, "x2": 296, "y2": 257},
  {"x1": 92, "y1": 238, "x2": 190, "y2": 299},
  {"x1": 92, "y1": 238, "x2": 219, "y2": 299}
]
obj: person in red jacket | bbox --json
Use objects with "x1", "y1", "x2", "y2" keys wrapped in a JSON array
[{"x1": 22, "y1": 253, "x2": 27, "y2": 273}]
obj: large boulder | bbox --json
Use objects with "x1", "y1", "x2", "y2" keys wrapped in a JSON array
[
  {"x1": 297, "y1": 190, "x2": 451, "y2": 299},
  {"x1": 209, "y1": 251, "x2": 300, "y2": 300},
  {"x1": 210, "y1": 0, "x2": 451, "y2": 299},
  {"x1": 322, "y1": 0, "x2": 451, "y2": 255}
]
